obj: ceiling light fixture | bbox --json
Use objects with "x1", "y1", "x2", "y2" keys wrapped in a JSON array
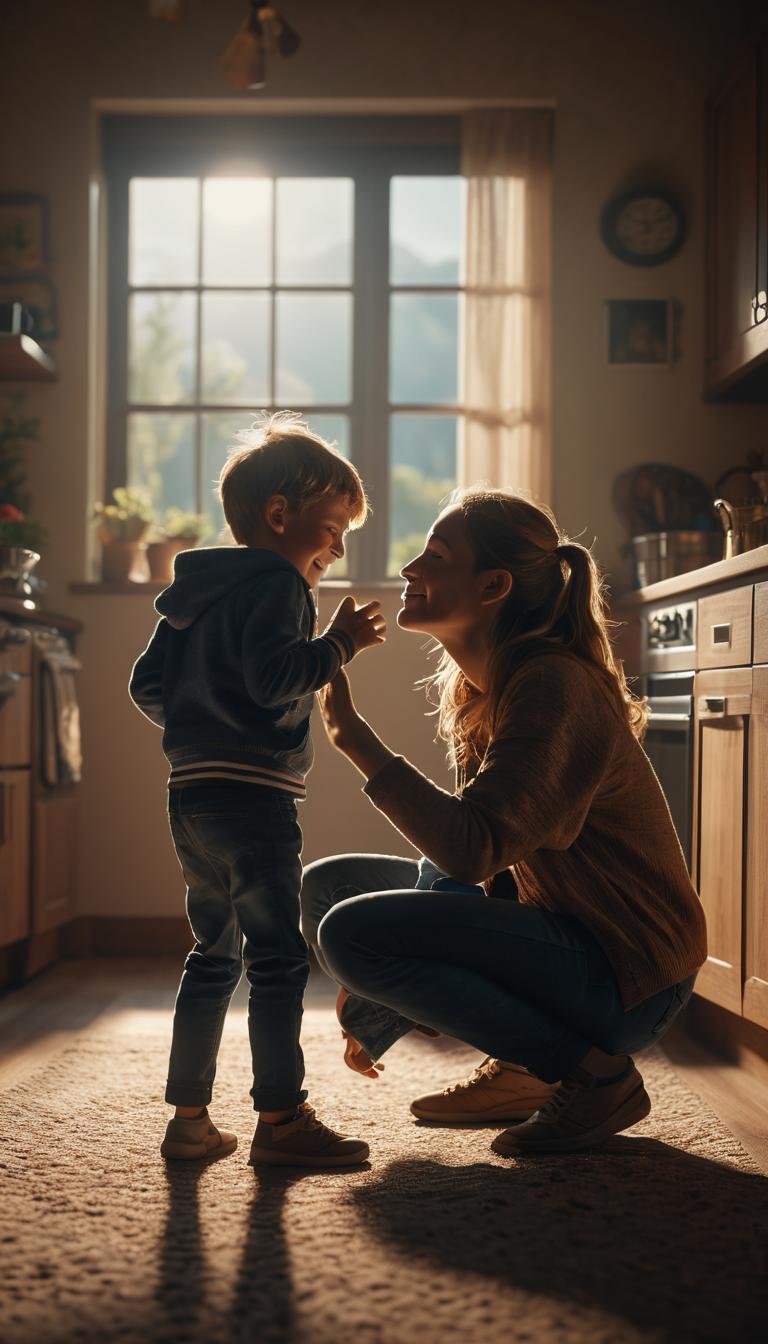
[{"x1": 221, "y1": 3, "x2": 301, "y2": 91}]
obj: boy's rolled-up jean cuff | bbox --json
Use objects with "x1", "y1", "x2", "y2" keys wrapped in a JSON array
[
  {"x1": 165, "y1": 1080, "x2": 215, "y2": 1108},
  {"x1": 339, "y1": 991, "x2": 416, "y2": 1062}
]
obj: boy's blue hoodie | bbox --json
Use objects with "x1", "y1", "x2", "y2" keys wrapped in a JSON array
[{"x1": 128, "y1": 547, "x2": 355, "y2": 797}]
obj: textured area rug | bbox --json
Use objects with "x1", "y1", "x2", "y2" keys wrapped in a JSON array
[{"x1": 2, "y1": 1007, "x2": 767, "y2": 1344}]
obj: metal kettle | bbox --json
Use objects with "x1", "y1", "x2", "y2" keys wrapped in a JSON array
[{"x1": 714, "y1": 496, "x2": 768, "y2": 559}]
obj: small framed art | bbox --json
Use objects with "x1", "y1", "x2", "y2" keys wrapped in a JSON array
[
  {"x1": 0, "y1": 195, "x2": 50, "y2": 272},
  {"x1": 606, "y1": 299, "x2": 672, "y2": 367}
]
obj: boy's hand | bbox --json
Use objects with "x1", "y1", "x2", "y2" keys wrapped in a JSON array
[{"x1": 327, "y1": 595, "x2": 386, "y2": 655}]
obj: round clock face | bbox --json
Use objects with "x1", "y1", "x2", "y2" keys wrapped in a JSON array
[{"x1": 601, "y1": 191, "x2": 685, "y2": 266}]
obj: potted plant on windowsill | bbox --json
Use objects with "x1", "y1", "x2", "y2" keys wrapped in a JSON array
[
  {"x1": 145, "y1": 508, "x2": 210, "y2": 584},
  {"x1": 93, "y1": 487, "x2": 154, "y2": 583}
]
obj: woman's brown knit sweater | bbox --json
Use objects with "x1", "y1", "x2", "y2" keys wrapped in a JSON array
[{"x1": 363, "y1": 651, "x2": 707, "y2": 1009}]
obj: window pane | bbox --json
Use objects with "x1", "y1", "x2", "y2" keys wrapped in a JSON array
[
  {"x1": 276, "y1": 293, "x2": 352, "y2": 403},
  {"x1": 304, "y1": 413, "x2": 350, "y2": 456},
  {"x1": 127, "y1": 412, "x2": 196, "y2": 512},
  {"x1": 390, "y1": 293, "x2": 459, "y2": 404},
  {"x1": 390, "y1": 177, "x2": 466, "y2": 285},
  {"x1": 388, "y1": 414, "x2": 458, "y2": 577},
  {"x1": 129, "y1": 292, "x2": 197, "y2": 404},
  {"x1": 201, "y1": 292, "x2": 271, "y2": 404},
  {"x1": 276, "y1": 179, "x2": 353, "y2": 284},
  {"x1": 129, "y1": 179, "x2": 199, "y2": 285},
  {"x1": 202, "y1": 178, "x2": 272, "y2": 285},
  {"x1": 201, "y1": 412, "x2": 252, "y2": 541}
]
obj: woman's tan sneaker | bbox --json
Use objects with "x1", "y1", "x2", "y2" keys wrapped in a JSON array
[
  {"x1": 491, "y1": 1058, "x2": 651, "y2": 1154},
  {"x1": 248, "y1": 1102, "x2": 370, "y2": 1168},
  {"x1": 160, "y1": 1108, "x2": 238, "y2": 1162},
  {"x1": 410, "y1": 1057, "x2": 559, "y2": 1122}
]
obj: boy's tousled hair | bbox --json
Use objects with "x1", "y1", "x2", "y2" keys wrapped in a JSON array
[
  {"x1": 420, "y1": 486, "x2": 648, "y2": 779},
  {"x1": 218, "y1": 411, "x2": 368, "y2": 545}
]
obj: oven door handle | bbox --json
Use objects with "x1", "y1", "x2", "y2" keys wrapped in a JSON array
[{"x1": 646, "y1": 712, "x2": 691, "y2": 725}]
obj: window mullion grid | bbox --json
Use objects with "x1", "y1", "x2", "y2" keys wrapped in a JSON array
[
  {"x1": 270, "y1": 177, "x2": 277, "y2": 407},
  {"x1": 194, "y1": 177, "x2": 204, "y2": 516},
  {"x1": 350, "y1": 163, "x2": 390, "y2": 583}
]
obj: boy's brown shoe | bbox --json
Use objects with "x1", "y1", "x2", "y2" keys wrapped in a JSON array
[
  {"x1": 160, "y1": 1108, "x2": 238, "y2": 1162},
  {"x1": 248, "y1": 1102, "x2": 370, "y2": 1168},
  {"x1": 410, "y1": 1057, "x2": 559, "y2": 1123},
  {"x1": 491, "y1": 1058, "x2": 651, "y2": 1155}
]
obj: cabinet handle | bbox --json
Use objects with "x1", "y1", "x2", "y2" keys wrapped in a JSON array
[
  {"x1": 753, "y1": 292, "x2": 768, "y2": 323},
  {"x1": 704, "y1": 697, "x2": 726, "y2": 713},
  {"x1": 0, "y1": 784, "x2": 5, "y2": 847},
  {"x1": 711, "y1": 623, "x2": 731, "y2": 645}
]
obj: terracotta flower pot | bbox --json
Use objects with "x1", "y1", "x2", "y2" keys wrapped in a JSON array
[
  {"x1": 101, "y1": 540, "x2": 145, "y2": 584},
  {"x1": 145, "y1": 539, "x2": 189, "y2": 584}
]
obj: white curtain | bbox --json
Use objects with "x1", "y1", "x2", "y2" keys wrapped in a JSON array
[{"x1": 460, "y1": 108, "x2": 553, "y2": 506}]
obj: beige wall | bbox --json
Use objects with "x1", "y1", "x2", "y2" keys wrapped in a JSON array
[{"x1": 2, "y1": 0, "x2": 765, "y2": 915}]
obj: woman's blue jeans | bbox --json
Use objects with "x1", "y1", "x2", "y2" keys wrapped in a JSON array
[{"x1": 300, "y1": 853, "x2": 696, "y2": 1085}]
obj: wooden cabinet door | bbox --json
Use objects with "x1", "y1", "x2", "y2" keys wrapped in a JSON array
[
  {"x1": 744, "y1": 666, "x2": 768, "y2": 1027},
  {"x1": 32, "y1": 794, "x2": 78, "y2": 935},
  {"x1": 0, "y1": 634, "x2": 32, "y2": 768},
  {"x1": 706, "y1": 48, "x2": 768, "y2": 392},
  {"x1": 693, "y1": 668, "x2": 752, "y2": 1013},
  {"x1": 0, "y1": 770, "x2": 31, "y2": 948}
]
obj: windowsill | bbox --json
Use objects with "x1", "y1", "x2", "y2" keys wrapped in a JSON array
[{"x1": 69, "y1": 578, "x2": 405, "y2": 595}]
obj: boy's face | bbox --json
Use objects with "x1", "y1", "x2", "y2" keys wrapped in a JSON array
[{"x1": 269, "y1": 494, "x2": 355, "y2": 588}]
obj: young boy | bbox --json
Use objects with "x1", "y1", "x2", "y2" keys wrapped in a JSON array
[{"x1": 129, "y1": 413, "x2": 385, "y2": 1167}]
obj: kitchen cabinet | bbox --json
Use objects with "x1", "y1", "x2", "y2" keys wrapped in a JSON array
[
  {"x1": 706, "y1": 46, "x2": 768, "y2": 397},
  {"x1": 617, "y1": 551, "x2": 768, "y2": 1037},
  {"x1": 32, "y1": 795, "x2": 78, "y2": 935},
  {"x1": 755, "y1": 581, "x2": 768, "y2": 660},
  {"x1": 744, "y1": 666, "x2": 768, "y2": 1028},
  {"x1": 0, "y1": 770, "x2": 30, "y2": 947},
  {"x1": 692, "y1": 667, "x2": 751, "y2": 1014}
]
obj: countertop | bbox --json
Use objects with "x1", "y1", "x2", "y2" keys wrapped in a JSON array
[
  {"x1": 615, "y1": 543, "x2": 768, "y2": 608},
  {"x1": 0, "y1": 595, "x2": 83, "y2": 633}
]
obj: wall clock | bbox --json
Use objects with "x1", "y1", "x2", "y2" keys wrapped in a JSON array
[{"x1": 600, "y1": 190, "x2": 686, "y2": 266}]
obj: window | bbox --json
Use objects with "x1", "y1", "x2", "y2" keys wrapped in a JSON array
[{"x1": 104, "y1": 116, "x2": 463, "y2": 580}]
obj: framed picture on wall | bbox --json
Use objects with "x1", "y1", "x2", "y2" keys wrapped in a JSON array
[
  {"x1": 0, "y1": 275, "x2": 58, "y2": 340},
  {"x1": 0, "y1": 194, "x2": 50, "y2": 272},
  {"x1": 606, "y1": 299, "x2": 673, "y2": 367}
]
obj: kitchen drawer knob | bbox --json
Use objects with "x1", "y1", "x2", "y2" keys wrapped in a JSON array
[
  {"x1": 704, "y1": 697, "x2": 726, "y2": 713},
  {"x1": 711, "y1": 623, "x2": 731, "y2": 645}
]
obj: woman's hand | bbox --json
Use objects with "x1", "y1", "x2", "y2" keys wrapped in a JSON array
[
  {"x1": 342, "y1": 1031, "x2": 384, "y2": 1080},
  {"x1": 320, "y1": 666, "x2": 365, "y2": 752},
  {"x1": 319, "y1": 670, "x2": 397, "y2": 780},
  {"x1": 318, "y1": 668, "x2": 364, "y2": 753}
]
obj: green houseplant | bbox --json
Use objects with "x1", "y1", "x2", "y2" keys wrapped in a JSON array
[
  {"x1": 93, "y1": 487, "x2": 154, "y2": 583},
  {"x1": 145, "y1": 507, "x2": 210, "y2": 583}
]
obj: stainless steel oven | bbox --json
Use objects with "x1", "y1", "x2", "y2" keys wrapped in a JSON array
[
  {"x1": 643, "y1": 670, "x2": 694, "y2": 869},
  {"x1": 641, "y1": 600, "x2": 696, "y2": 871}
]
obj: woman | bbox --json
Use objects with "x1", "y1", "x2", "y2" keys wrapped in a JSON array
[{"x1": 301, "y1": 488, "x2": 706, "y2": 1155}]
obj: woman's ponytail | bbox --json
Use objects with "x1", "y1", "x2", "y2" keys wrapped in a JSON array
[{"x1": 555, "y1": 539, "x2": 648, "y2": 740}]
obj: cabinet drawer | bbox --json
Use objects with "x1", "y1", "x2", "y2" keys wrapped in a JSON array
[
  {"x1": 696, "y1": 586, "x2": 753, "y2": 668},
  {"x1": 755, "y1": 582, "x2": 768, "y2": 663}
]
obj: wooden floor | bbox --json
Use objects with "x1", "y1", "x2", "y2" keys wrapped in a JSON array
[{"x1": 1, "y1": 957, "x2": 767, "y2": 1175}]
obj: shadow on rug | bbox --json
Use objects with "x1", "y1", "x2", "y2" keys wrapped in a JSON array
[{"x1": 2, "y1": 1008, "x2": 767, "y2": 1344}]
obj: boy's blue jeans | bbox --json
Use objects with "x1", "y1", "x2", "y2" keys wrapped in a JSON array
[
  {"x1": 301, "y1": 853, "x2": 696, "y2": 1085},
  {"x1": 166, "y1": 786, "x2": 308, "y2": 1112}
]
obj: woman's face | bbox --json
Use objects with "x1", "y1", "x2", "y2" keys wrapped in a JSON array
[{"x1": 398, "y1": 506, "x2": 501, "y2": 639}]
